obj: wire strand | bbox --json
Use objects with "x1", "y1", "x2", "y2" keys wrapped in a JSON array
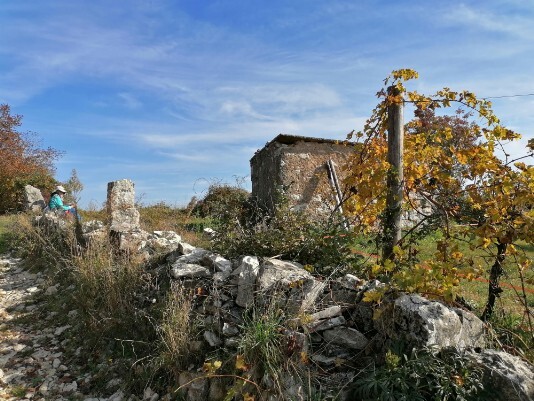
[{"x1": 482, "y1": 93, "x2": 534, "y2": 99}]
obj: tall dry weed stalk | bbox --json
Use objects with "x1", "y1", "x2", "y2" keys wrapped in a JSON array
[
  {"x1": 8, "y1": 214, "x2": 77, "y2": 271},
  {"x1": 158, "y1": 282, "x2": 194, "y2": 369},
  {"x1": 70, "y1": 240, "x2": 154, "y2": 346}
]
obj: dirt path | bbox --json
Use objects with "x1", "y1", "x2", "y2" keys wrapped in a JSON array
[{"x1": 0, "y1": 254, "x2": 129, "y2": 401}]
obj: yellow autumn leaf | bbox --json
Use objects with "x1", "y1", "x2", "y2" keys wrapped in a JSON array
[
  {"x1": 383, "y1": 258, "x2": 396, "y2": 272},
  {"x1": 203, "y1": 360, "x2": 222, "y2": 374},
  {"x1": 481, "y1": 238, "x2": 492, "y2": 248},
  {"x1": 235, "y1": 354, "x2": 249, "y2": 372},
  {"x1": 371, "y1": 264, "x2": 383, "y2": 275},
  {"x1": 243, "y1": 393, "x2": 255, "y2": 401},
  {"x1": 362, "y1": 289, "x2": 384, "y2": 304}
]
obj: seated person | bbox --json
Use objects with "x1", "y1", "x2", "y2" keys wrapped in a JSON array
[{"x1": 48, "y1": 185, "x2": 79, "y2": 219}]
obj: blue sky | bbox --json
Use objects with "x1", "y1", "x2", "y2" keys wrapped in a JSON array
[{"x1": 1, "y1": 0, "x2": 533, "y2": 208}]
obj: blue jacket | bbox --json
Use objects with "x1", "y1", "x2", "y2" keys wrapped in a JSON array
[{"x1": 49, "y1": 193, "x2": 70, "y2": 211}]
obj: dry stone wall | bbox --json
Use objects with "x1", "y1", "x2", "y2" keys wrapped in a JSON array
[{"x1": 33, "y1": 179, "x2": 534, "y2": 401}]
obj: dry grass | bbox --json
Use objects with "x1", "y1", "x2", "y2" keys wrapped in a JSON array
[
  {"x1": 138, "y1": 203, "x2": 211, "y2": 247},
  {"x1": 158, "y1": 282, "x2": 195, "y2": 369}
]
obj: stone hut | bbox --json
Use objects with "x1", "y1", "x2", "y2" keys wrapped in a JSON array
[{"x1": 250, "y1": 134, "x2": 354, "y2": 217}]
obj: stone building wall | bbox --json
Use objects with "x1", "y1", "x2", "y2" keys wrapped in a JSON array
[{"x1": 250, "y1": 134, "x2": 354, "y2": 216}]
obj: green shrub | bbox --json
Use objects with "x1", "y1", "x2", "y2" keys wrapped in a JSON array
[
  {"x1": 212, "y1": 201, "x2": 364, "y2": 274},
  {"x1": 351, "y1": 345, "x2": 486, "y2": 401},
  {"x1": 193, "y1": 183, "x2": 250, "y2": 224},
  {"x1": 236, "y1": 300, "x2": 309, "y2": 400}
]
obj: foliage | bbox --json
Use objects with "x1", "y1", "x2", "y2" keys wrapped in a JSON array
[
  {"x1": 343, "y1": 70, "x2": 533, "y2": 319},
  {"x1": 235, "y1": 300, "x2": 308, "y2": 401},
  {"x1": 7, "y1": 213, "x2": 77, "y2": 271},
  {"x1": 192, "y1": 182, "x2": 250, "y2": 225},
  {"x1": 211, "y1": 193, "x2": 363, "y2": 272},
  {"x1": 63, "y1": 168, "x2": 84, "y2": 205},
  {"x1": 137, "y1": 201, "x2": 211, "y2": 247},
  {"x1": 7, "y1": 214, "x2": 156, "y2": 354},
  {"x1": 351, "y1": 345, "x2": 486, "y2": 401},
  {"x1": 0, "y1": 104, "x2": 61, "y2": 213}
]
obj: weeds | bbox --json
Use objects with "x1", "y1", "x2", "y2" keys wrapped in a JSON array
[
  {"x1": 0, "y1": 214, "x2": 15, "y2": 253},
  {"x1": 69, "y1": 241, "x2": 155, "y2": 352},
  {"x1": 485, "y1": 308, "x2": 534, "y2": 362},
  {"x1": 9, "y1": 385, "x2": 27, "y2": 398},
  {"x1": 158, "y1": 282, "x2": 195, "y2": 369},
  {"x1": 239, "y1": 306, "x2": 286, "y2": 379}
]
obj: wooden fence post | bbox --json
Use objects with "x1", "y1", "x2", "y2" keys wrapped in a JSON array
[{"x1": 382, "y1": 86, "x2": 404, "y2": 261}]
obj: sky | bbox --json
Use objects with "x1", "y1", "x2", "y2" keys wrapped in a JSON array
[{"x1": 1, "y1": 0, "x2": 533, "y2": 208}]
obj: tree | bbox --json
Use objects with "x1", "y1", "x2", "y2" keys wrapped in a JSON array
[
  {"x1": 344, "y1": 70, "x2": 533, "y2": 323},
  {"x1": 64, "y1": 168, "x2": 84, "y2": 205},
  {"x1": 0, "y1": 104, "x2": 61, "y2": 213}
]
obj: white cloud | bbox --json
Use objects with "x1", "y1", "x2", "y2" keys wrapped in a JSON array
[
  {"x1": 118, "y1": 93, "x2": 142, "y2": 109},
  {"x1": 219, "y1": 101, "x2": 273, "y2": 120},
  {"x1": 443, "y1": 3, "x2": 534, "y2": 39}
]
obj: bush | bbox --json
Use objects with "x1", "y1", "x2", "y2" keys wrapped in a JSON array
[
  {"x1": 192, "y1": 183, "x2": 250, "y2": 224},
  {"x1": 351, "y1": 345, "x2": 486, "y2": 401},
  {"x1": 211, "y1": 198, "x2": 365, "y2": 274}
]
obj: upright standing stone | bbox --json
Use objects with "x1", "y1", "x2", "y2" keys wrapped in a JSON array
[
  {"x1": 23, "y1": 185, "x2": 46, "y2": 212},
  {"x1": 107, "y1": 179, "x2": 140, "y2": 232}
]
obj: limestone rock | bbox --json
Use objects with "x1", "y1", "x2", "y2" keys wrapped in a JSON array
[
  {"x1": 113, "y1": 229, "x2": 150, "y2": 252},
  {"x1": 179, "y1": 242, "x2": 197, "y2": 255},
  {"x1": 310, "y1": 305, "x2": 342, "y2": 321},
  {"x1": 258, "y1": 258, "x2": 325, "y2": 313},
  {"x1": 322, "y1": 327, "x2": 369, "y2": 350},
  {"x1": 308, "y1": 316, "x2": 346, "y2": 332},
  {"x1": 80, "y1": 220, "x2": 107, "y2": 245},
  {"x1": 375, "y1": 294, "x2": 485, "y2": 350},
  {"x1": 23, "y1": 185, "x2": 45, "y2": 212},
  {"x1": 203, "y1": 253, "x2": 232, "y2": 274},
  {"x1": 208, "y1": 379, "x2": 226, "y2": 401},
  {"x1": 178, "y1": 248, "x2": 211, "y2": 264},
  {"x1": 468, "y1": 349, "x2": 534, "y2": 401},
  {"x1": 153, "y1": 230, "x2": 182, "y2": 243},
  {"x1": 178, "y1": 372, "x2": 209, "y2": 401},
  {"x1": 222, "y1": 322, "x2": 239, "y2": 337},
  {"x1": 204, "y1": 331, "x2": 222, "y2": 347},
  {"x1": 337, "y1": 274, "x2": 364, "y2": 290},
  {"x1": 170, "y1": 263, "x2": 211, "y2": 279},
  {"x1": 107, "y1": 179, "x2": 140, "y2": 232},
  {"x1": 82, "y1": 220, "x2": 105, "y2": 234},
  {"x1": 235, "y1": 256, "x2": 260, "y2": 308}
]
